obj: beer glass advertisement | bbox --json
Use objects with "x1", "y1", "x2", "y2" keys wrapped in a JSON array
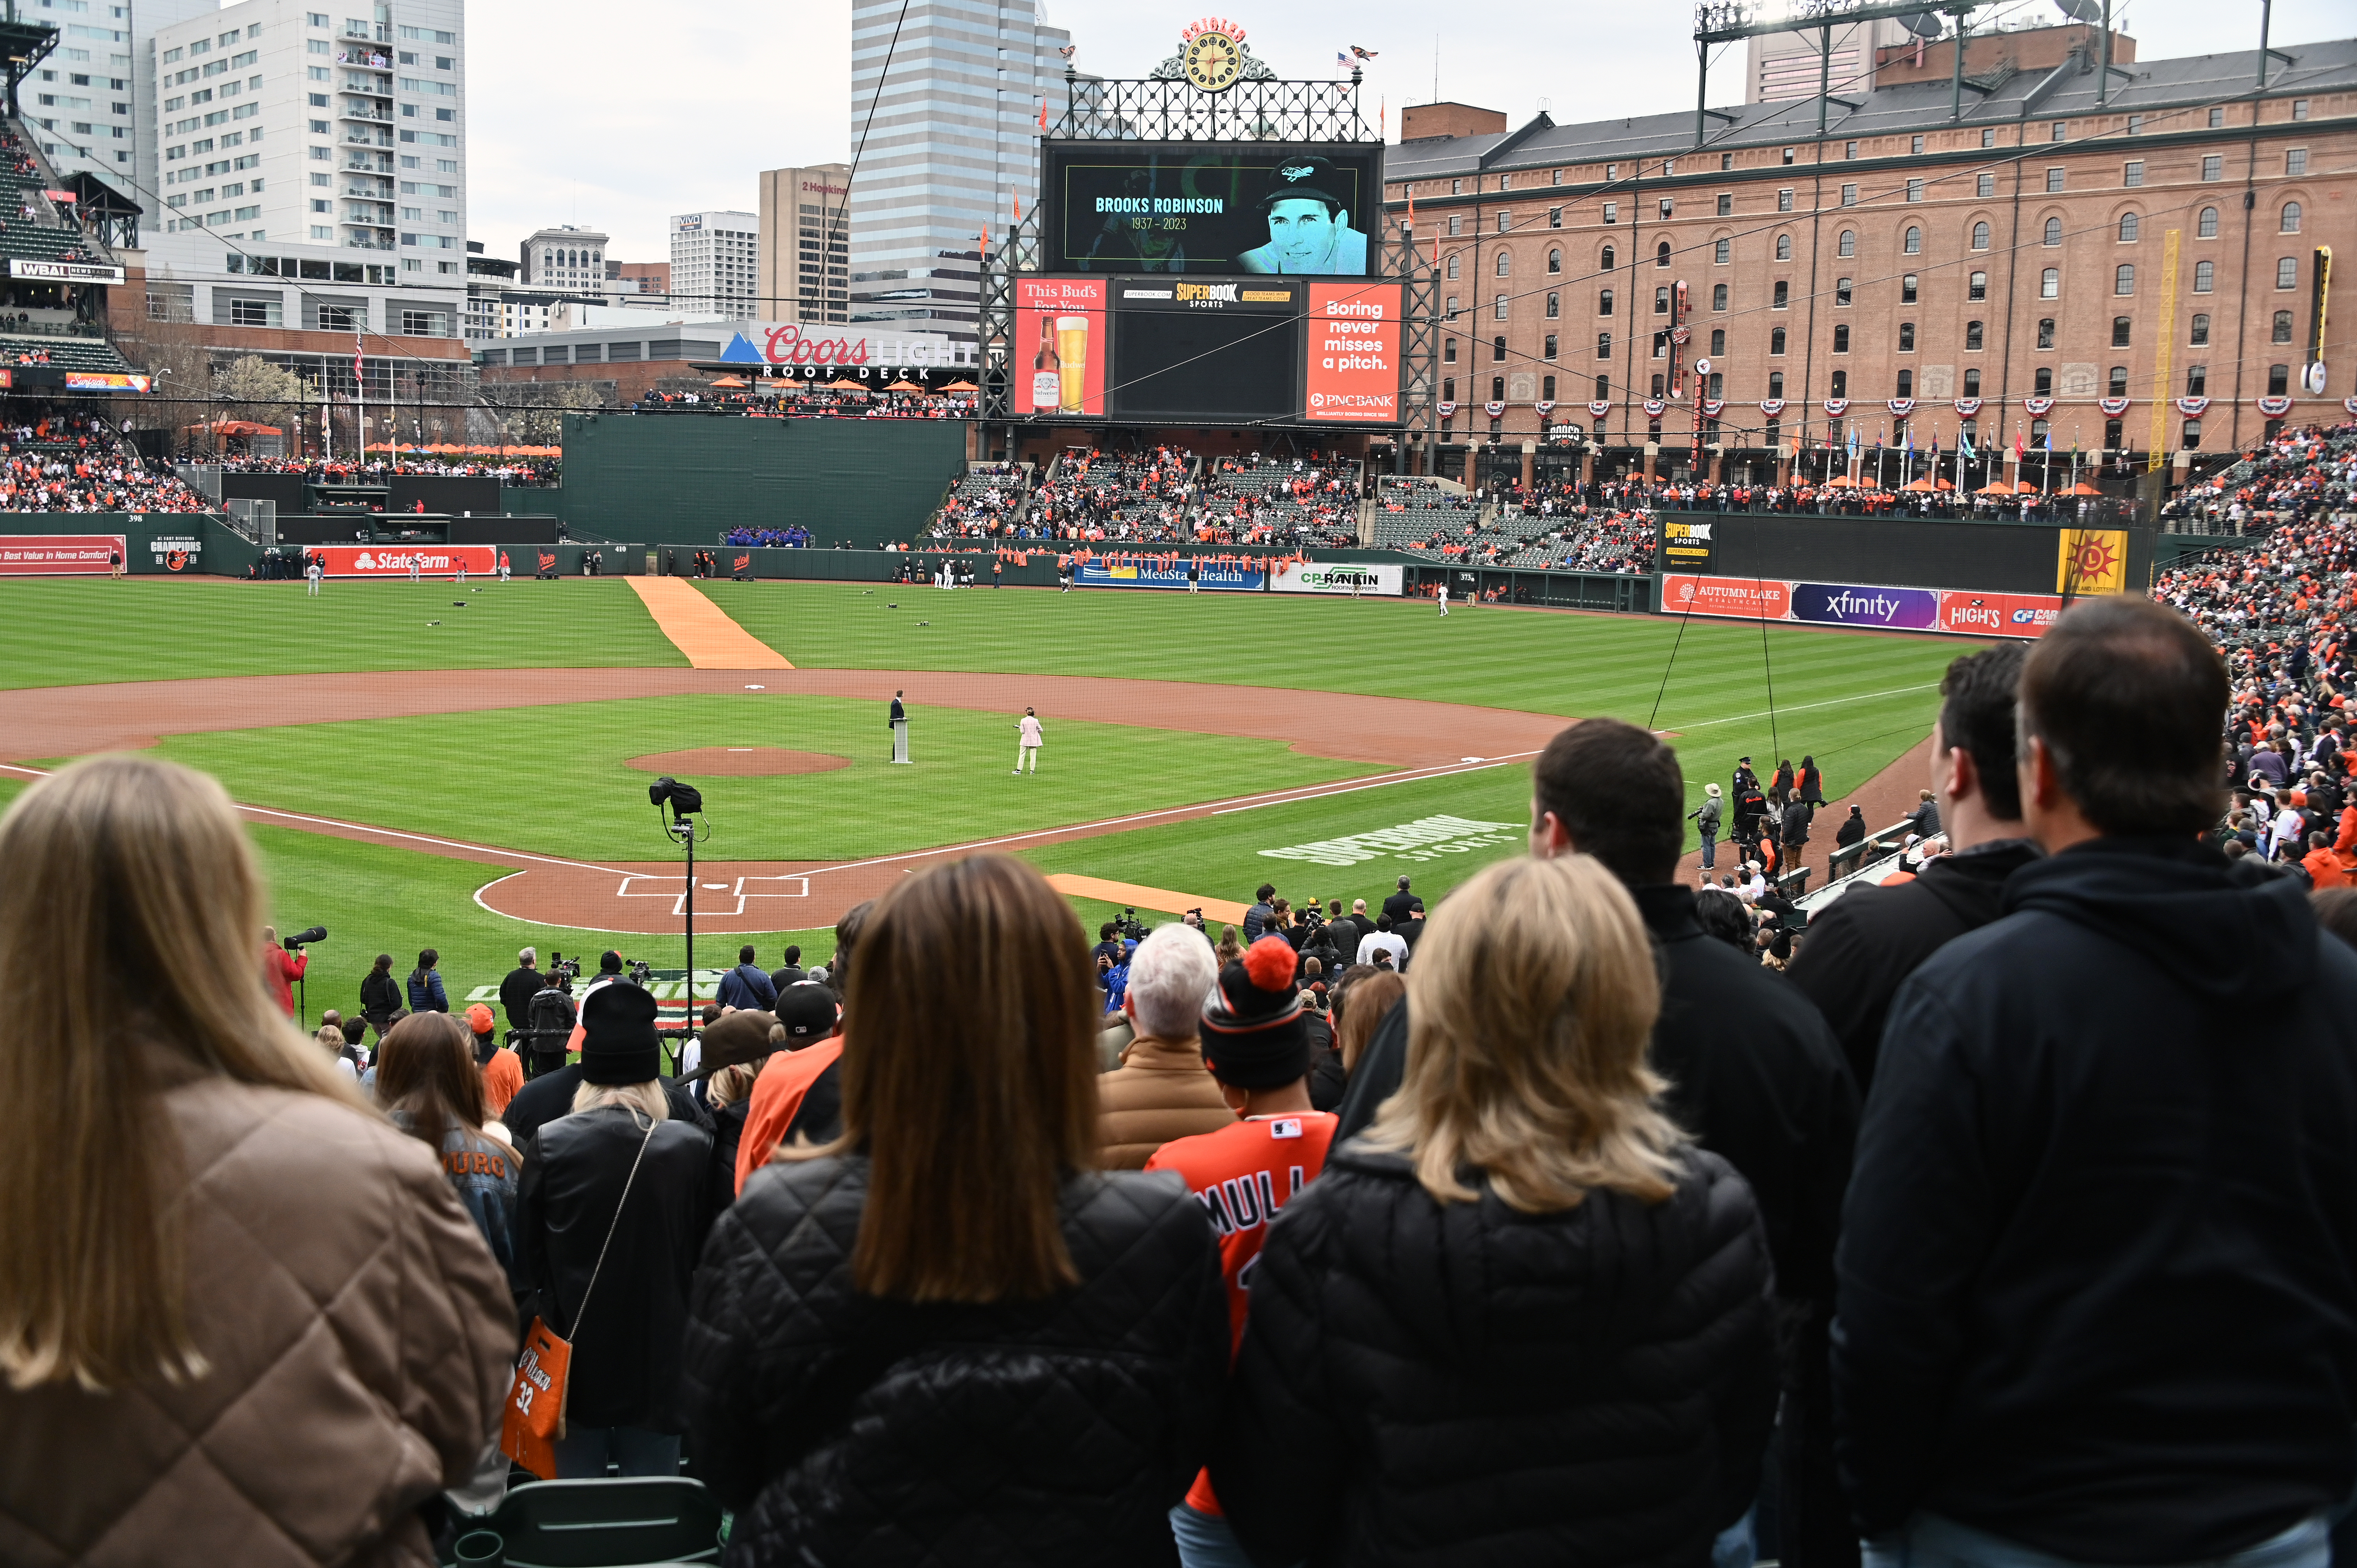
[
  {"x1": 1015, "y1": 277, "x2": 1108, "y2": 418},
  {"x1": 1041, "y1": 142, "x2": 1383, "y2": 277},
  {"x1": 1302, "y1": 281, "x2": 1403, "y2": 424}
]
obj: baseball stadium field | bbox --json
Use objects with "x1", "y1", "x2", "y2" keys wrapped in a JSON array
[{"x1": 0, "y1": 574, "x2": 1973, "y2": 1019}]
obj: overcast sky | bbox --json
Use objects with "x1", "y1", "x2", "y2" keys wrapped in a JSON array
[{"x1": 465, "y1": 0, "x2": 2349, "y2": 265}]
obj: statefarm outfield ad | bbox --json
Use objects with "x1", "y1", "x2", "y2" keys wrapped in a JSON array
[{"x1": 1660, "y1": 573, "x2": 2068, "y2": 639}]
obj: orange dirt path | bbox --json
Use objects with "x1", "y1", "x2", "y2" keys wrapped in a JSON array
[{"x1": 626, "y1": 576, "x2": 794, "y2": 668}]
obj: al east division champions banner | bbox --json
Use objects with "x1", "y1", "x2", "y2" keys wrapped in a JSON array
[
  {"x1": 1074, "y1": 555, "x2": 1266, "y2": 591},
  {"x1": 316, "y1": 545, "x2": 496, "y2": 578},
  {"x1": 1271, "y1": 560, "x2": 1402, "y2": 596},
  {"x1": 0, "y1": 533, "x2": 122, "y2": 575},
  {"x1": 1303, "y1": 281, "x2": 1401, "y2": 424},
  {"x1": 1661, "y1": 573, "x2": 2065, "y2": 639},
  {"x1": 1015, "y1": 277, "x2": 1108, "y2": 418}
]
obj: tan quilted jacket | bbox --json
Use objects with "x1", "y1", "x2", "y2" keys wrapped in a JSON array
[{"x1": 0, "y1": 1072, "x2": 517, "y2": 1567}]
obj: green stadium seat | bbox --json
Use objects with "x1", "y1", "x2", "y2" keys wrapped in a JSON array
[{"x1": 445, "y1": 1477, "x2": 723, "y2": 1568}]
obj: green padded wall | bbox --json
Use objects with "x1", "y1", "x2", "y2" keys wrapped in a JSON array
[{"x1": 557, "y1": 415, "x2": 968, "y2": 547}]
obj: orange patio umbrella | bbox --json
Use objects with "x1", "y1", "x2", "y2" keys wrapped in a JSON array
[
  {"x1": 1823, "y1": 474, "x2": 1855, "y2": 487},
  {"x1": 2065, "y1": 480, "x2": 2103, "y2": 495},
  {"x1": 887, "y1": 379, "x2": 924, "y2": 392},
  {"x1": 1974, "y1": 481, "x2": 2018, "y2": 494},
  {"x1": 827, "y1": 378, "x2": 866, "y2": 391},
  {"x1": 942, "y1": 379, "x2": 979, "y2": 392},
  {"x1": 1904, "y1": 477, "x2": 1939, "y2": 491},
  {"x1": 710, "y1": 375, "x2": 748, "y2": 388}
]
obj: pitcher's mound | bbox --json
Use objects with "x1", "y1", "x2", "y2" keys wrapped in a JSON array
[{"x1": 625, "y1": 747, "x2": 850, "y2": 777}]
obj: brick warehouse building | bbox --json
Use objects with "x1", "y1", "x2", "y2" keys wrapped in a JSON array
[{"x1": 1382, "y1": 28, "x2": 2353, "y2": 487}]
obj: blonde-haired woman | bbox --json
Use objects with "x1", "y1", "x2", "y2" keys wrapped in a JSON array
[
  {"x1": 1210, "y1": 854, "x2": 1777, "y2": 1564},
  {"x1": 0, "y1": 754, "x2": 514, "y2": 1564}
]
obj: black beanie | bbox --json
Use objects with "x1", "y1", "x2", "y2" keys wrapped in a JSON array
[
  {"x1": 581, "y1": 981, "x2": 663, "y2": 1085},
  {"x1": 1200, "y1": 935, "x2": 1308, "y2": 1089}
]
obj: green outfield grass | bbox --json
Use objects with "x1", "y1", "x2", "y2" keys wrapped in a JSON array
[
  {"x1": 131, "y1": 694, "x2": 1375, "y2": 862},
  {"x1": 0, "y1": 576, "x2": 683, "y2": 688},
  {"x1": 1, "y1": 577, "x2": 1977, "y2": 1023}
]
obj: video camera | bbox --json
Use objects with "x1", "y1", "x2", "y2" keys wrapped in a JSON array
[
  {"x1": 282, "y1": 925, "x2": 327, "y2": 951},
  {"x1": 626, "y1": 958, "x2": 654, "y2": 988},
  {"x1": 549, "y1": 954, "x2": 581, "y2": 986},
  {"x1": 1111, "y1": 907, "x2": 1145, "y2": 941}
]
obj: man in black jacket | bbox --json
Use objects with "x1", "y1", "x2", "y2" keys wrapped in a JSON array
[
  {"x1": 1337, "y1": 717, "x2": 1857, "y2": 1565},
  {"x1": 498, "y1": 946, "x2": 542, "y2": 1038},
  {"x1": 1788, "y1": 643, "x2": 2039, "y2": 1095},
  {"x1": 1380, "y1": 875, "x2": 1416, "y2": 925},
  {"x1": 1835, "y1": 595, "x2": 2357, "y2": 1566}
]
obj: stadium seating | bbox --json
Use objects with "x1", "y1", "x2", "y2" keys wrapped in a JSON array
[{"x1": 444, "y1": 1477, "x2": 723, "y2": 1567}]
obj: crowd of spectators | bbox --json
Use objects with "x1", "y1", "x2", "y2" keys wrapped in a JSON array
[
  {"x1": 720, "y1": 524, "x2": 814, "y2": 549},
  {"x1": 207, "y1": 453, "x2": 562, "y2": 486},
  {"x1": 12, "y1": 599, "x2": 2353, "y2": 1567},
  {"x1": 22, "y1": 596, "x2": 2357, "y2": 1568},
  {"x1": 0, "y1": 409, "x2": 210, "y2": 512},
  {"x1": 634, "y1": 387, "x2": 974, "y2": 420},
  {"x1": 921, "y1": 447, "x2": 1364, "y2": 551},
  {"x1": 2162, "y1": 422, "x2": 2357, "y2": 535}
]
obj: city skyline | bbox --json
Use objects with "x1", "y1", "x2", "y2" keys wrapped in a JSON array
[{"x1": 465, "y1": 0, "x2": 2352, "y2": 269}]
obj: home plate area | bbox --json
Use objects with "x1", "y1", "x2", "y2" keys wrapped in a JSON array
[{"x1": 478, "y1": 860, "x2": 833, "y2": 936}]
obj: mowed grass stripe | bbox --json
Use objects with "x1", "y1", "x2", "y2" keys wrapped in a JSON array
[
  {"x1": 0, "y1": 577, "x2": 686, "y2": 689},
  {"x1": 131, "y1": 694, "x2": 1380, "y2": 863}
]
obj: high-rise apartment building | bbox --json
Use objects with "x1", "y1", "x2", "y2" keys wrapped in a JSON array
[
  {"x1": 135, "y1": 0, "x2": 468, "y2": 343},
  {"x1": 846, "y1": 0, "x2": 1070, "y2": 340},
  {"x1": 520, "y1": 224, "x2": 606, "y2": 289},
  {"x1": 757, "y1": 161, "x2": 849, "y2": 325},
  {"x1": 669, "y1": 208, "x2": 757, "y2": 320},
  {"x1": 16, "y1": 0, "x2": 145, "y2": 182}
]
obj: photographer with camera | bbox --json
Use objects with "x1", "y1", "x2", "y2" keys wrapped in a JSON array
[{"x1": 261, "y1": 926, "x2": 308, "y2": 1019}]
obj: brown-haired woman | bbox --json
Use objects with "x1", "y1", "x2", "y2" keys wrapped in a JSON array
[
  {"x1": 682, "y1": 853, "x2": 1227, "y2": 1563},
  {"x1": 0, "y1": 754, "x2": 514, "y2": 1563},
  {"x1": 376, "y1": 1010, "x2": 523, "y2": 1292},
  {"x1": 1210, "y1": 854, "x2": 1777, "y2": 1564}
]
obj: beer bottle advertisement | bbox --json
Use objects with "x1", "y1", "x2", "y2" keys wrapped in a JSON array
[{"x1": 1016, "y1": 277, "x2": 1107, "y2": 417}]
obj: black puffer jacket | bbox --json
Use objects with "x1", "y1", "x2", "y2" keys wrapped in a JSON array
[
  {"x1": 681, "y1": 1155, "x2": 1229, "y2": 1566},
  {"x1": 1213, "y1": 1141, "x2": 1777, "y2": 1566}
]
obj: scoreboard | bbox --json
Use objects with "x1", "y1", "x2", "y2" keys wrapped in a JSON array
[{"x1": 1013, "y1": 274, "x2": 1403, "y2": 428}]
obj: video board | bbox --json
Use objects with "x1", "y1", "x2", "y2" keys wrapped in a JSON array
[
  {"x1": 1040, "y1": 141, "x2": 1383, "y2": 277},
  {"x1": 1014, "y1": 274, "x2": 1404, "y2": 428}
]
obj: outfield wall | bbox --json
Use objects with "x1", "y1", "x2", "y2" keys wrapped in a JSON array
[
  {"x1": 556, "y1": 416, "x2": 967, "y2": 548},
  {"x1": 1651, "y1": 510, "x2": 2157, "y2": 638},
  {"x1": 0, "y1": 513, "x2": 260, "y2": 576}
]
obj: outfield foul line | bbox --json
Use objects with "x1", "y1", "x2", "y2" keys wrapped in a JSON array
[
  {"x1": 0, "y1": 763, "x2": 631, "y2": 877},
  {"x1": 1657, "y1": 682, "x2": 1941, "y2": 734},
  {"x1": 798, "y1": 757, "x2": 1516, "y2": 877},
  {"x1": 1209, "y1": 752, "x2": 1543, "y2": 814}
]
